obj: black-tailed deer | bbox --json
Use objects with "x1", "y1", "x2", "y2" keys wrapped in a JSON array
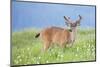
[{"x1": 35, "y1": 15, "x2": 82, "y2": 51}]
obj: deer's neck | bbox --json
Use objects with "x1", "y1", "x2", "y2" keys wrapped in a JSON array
[{"x1": 70, "y1": 27, "x2": 77, "y2": 42}]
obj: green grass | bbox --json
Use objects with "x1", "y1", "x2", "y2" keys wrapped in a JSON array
[{"x1": 12, "y1": 28, "x2": 96, "y2": 65}]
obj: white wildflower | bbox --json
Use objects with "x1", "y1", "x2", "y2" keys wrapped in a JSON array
[{"x1": 46, "y1": 60, "x2": 49, "y2": 63}]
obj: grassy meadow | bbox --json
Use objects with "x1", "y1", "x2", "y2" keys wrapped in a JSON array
[{"x1": 12, "y1": 28, "x2": 96, "y2": 66}]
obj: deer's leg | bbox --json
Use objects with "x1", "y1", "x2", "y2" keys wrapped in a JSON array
[
  {"x1": 60, "y1": 44, "x2": 66, "y2": 48},
  {"x1": 43, "y1": 41, "x2": 51, "y2": 52},
  {"x1": 68, "y1": 41, "x2": 74, "y2": 47},
  {"x1": 59, "y1": 41, "x2": 66, "y2": 48},
  {"x1": 66, "y1": 43, "x2": 72, "y2": 47},
  {"x1": 60, "y1": 42, "x2": 66, "y2": 52}
]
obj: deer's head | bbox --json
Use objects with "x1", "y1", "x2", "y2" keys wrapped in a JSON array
[{"x1": 64, "y1": 15, "x2": 82, "y2": 30}]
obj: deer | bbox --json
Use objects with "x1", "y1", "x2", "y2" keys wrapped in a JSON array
[{"x1": 35, "y1": 15, "x2": 82, "y2": 51}]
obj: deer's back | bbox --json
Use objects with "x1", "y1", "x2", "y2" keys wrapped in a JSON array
[{"x1": 40, "y1": 27, "x2": 71, "y2": 44}]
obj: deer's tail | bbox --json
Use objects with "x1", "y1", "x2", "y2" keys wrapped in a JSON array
[{"x1": 35, "y1": 33, "x2": 40, "y2": 38}]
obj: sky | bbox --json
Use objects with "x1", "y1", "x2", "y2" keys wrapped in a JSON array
[{"x1": 12, "y1": 1, "x2": 96, "y2": 31}]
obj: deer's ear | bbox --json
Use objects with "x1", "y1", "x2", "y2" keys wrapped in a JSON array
[
  {"x1": 79, "y1": 15, "x2": 82, "y2": 20},
  {"x1": 76, "y1": 15, "x2": 82, "y2": 26}
]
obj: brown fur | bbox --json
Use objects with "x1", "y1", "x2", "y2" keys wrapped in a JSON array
[
  {"x1": 39, "y1": 27, "x2": 71, "y2": 51},
  {"x1": 35, "y1": 15, "x2": 82, "y2": 51}
]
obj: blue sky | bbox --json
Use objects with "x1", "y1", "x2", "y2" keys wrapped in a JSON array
[{"x1": 12, "y1": 1, "x2": 96, "y2": 31}]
